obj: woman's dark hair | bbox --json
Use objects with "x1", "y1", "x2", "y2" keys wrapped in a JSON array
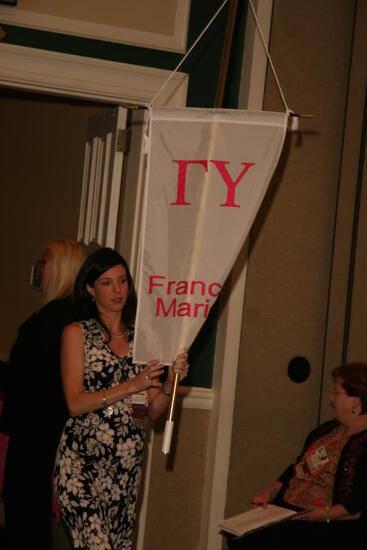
[
  {"x1": 73, "y1": 247, "x2": 137, "y2": 335},
  {"x1": 332, "y1": 362, "x2": 367, "y2": 414}
]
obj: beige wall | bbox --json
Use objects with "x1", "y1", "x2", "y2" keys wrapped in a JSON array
[
  {"x1": 320, "y1": 0, "x2": 367, "y2": 418},
  {"x1": 347, "y1": 149, "x2": 367, "y2": 361},
  {"x1": 143, "y1": 409, "x2": 210, "y2": 550},
  {"x1": 226, "y1": 0, "x2": 359, "y2": 516}
]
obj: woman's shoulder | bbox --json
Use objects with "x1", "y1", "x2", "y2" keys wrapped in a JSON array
[
  {"x1": 62, "y1": 320, "x2": 102, "y2": 349},
  {"x1": 67, "y1": 318, "x2": 103, "y2": 341},
  {"x1": 349, "y1": 427, "x2": 367, "y2": 446},
  {"x1": 62, "y1": 322, "x2": 83, "y2": 342},
  {"x1": 40, "y1": 296, "x2": 73, "y2": 316},
  {"x1": 19, "y1": 298, "x2": 73, "y2": 343},
  {"x1": 38, "y1": 297, "x2": 75, "y2": 328},
  {"x1": 305, "y1": 419, "x2": 338, "y2": 445}
]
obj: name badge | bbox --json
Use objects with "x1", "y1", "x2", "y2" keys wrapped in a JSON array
[
  {"x1": 306, "y1": 445, "x2": 330, "y2": 472},
  {"x1": 128, "y1": 391, "x2": 149, "y2": 421}
]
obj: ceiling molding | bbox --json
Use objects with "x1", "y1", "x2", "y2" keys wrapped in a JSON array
[{"x1": 0, "y1": 43, "x2": 188, "y2": 106}]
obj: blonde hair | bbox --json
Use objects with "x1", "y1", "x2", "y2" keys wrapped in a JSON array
[{"x1": 41, "y1": 240, "x2": 86, "y2": 304}]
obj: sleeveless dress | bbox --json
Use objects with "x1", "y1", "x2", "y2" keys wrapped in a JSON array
[{"x1": 54, "y1": 319, "x2": 145, "y2": 550}]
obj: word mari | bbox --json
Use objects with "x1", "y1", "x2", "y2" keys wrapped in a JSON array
[{"x1": 149, "y1": 275, "x2": 222, "y2": 318}]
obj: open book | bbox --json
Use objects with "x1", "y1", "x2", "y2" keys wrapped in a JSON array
[{"x1": 218, "y1": 504, "x2": 299, "y2": 537}]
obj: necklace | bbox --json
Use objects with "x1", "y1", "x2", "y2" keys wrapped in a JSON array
[{"x1": 110, "y1": 329, "x2": 128, "y2": 340}]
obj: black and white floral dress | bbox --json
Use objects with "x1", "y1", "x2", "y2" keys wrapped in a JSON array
[{"x1": 54, "y1": 319, "x2": 145, "y2": 550}]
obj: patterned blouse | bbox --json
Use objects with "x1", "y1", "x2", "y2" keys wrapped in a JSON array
[{"x1": 283, "y1": 424, "x2": 351, "y2": 508}]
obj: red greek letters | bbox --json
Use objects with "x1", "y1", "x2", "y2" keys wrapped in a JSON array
[
  {"x1": 170, "y1": 159, "x2": 255, "y2": 207},
  {"x1": 171, "y1": 160, "x2": 208, "y2": 206}
]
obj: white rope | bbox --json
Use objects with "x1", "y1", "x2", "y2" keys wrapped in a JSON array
[
  {"x1": 149, "y1": 0, "x2": 293, "y2": 122},
  {"x1": 149, "y1": 0, "x2": 229, "y2": 107},
  {"x1": 247, "y1": 0, "x2": 290, "y2": 113}
]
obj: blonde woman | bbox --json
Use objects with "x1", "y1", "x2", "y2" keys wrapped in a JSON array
[{"x1": 0, "y1": 239, "x2": 85, "y2": 549}]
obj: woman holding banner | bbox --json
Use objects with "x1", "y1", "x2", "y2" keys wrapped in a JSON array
[{"x1": 54, "y1": 247, "x2": 188, "y2": 550}]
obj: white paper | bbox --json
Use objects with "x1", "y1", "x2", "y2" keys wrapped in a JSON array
[{"x1": 218, "y1": 504, "x2": 297, "y2": 536}]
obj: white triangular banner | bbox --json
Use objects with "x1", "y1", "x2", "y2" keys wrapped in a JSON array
[{"x1": 134, "y1": 107, "x2": 288, "y2": 365}]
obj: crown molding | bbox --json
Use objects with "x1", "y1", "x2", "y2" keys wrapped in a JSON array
[{"x1": 0, "y1": 43, "x2": 188, "y2": 106}]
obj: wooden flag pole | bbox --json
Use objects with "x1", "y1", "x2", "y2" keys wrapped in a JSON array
[{"x1": 161, "y1": 0, "x2": 239, "y2": 455}]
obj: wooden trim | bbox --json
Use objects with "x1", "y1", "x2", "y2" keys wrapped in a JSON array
[
  {"x1": 0, "y1": 43, "x2": 188, "y2": 106},
  {"x1": 239, "y1": 0, "x2": 273, "y2": 109},
  {"x1": 0, "y1": 1, "x2": 191, "y2": 52},
  {"x1": 179, "y1": 386, "x2": 214, "y2": 410}
]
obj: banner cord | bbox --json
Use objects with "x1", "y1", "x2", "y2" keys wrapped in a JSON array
[
  {"x1": 247, "y1": 0, "x2": 289, "y2": 113},
  {"x1": 149, "y1": 0, "x2": 292, "y2": 116},
  {"x1": 149, "y1": 0, "x2": 229, "y2": 107}
]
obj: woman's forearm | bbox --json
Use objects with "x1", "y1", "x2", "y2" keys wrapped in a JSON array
[
  {"x1": 66, "y1": 378, "x2": 140, "y2": 417},
  {"x1": 330, "y1": 504, "x2": 360, "y2": 521},
  {"x1": 296, "y1": 503, "x2": 354, "y2": 522}
]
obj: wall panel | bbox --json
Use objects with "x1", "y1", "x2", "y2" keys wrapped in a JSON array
[
  {"x1": 144, "y1": 409, "x2": 210, "y2": 550},
  {"x1": 320, "y1": 0, "x2": 367, "y2": 419},
  {"x1": 226, "y1": 0, "x2": 355, "y2": 515}
]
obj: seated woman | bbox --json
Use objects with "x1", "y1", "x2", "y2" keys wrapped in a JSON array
[{"x1": 228, "y1": 362, "x2": 367, "y2": 550}]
